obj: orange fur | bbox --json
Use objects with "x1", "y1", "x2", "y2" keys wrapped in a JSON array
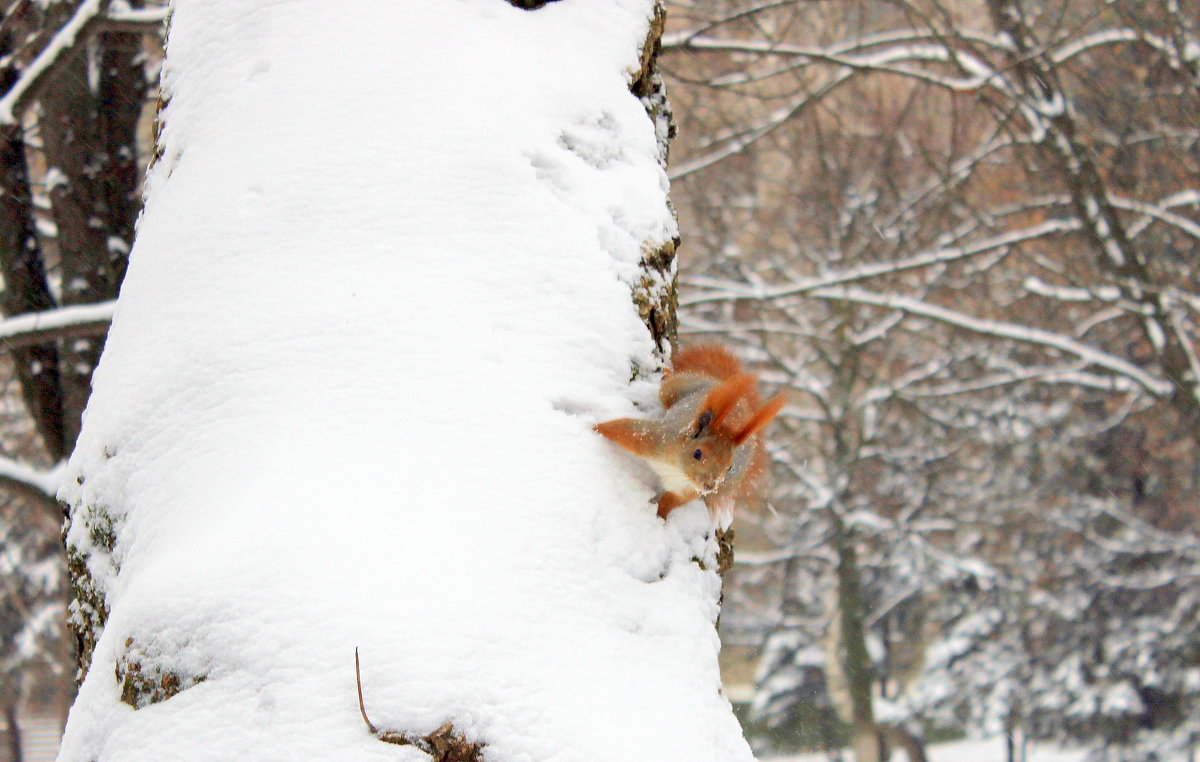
[
  {"x1": 671, "y1": 344, "x2": 747, "y2": 382},
  {"x1": 704, "y1": 374, "x2": 757, "y2": 431},
  {"x1": 656, "y1": 490, "x2": 694, "y2": 520},
  {"x1": 734, "y1": 392, "x2": 787, "y2": 445},
  {"x1": 593, "y1": 418, "x2": 654, "y2": 456}
]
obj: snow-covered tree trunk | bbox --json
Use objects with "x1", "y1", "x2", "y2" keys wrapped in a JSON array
[{"x1": 59, "y1": 2, "x2": 750, "y2": 760}]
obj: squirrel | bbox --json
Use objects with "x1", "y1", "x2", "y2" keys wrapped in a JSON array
[{"x1": 595, "y1": 344, "x2": 786, "y2": 523}]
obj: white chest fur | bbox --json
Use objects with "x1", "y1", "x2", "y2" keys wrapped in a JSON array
[{"x1": 646, "y1": 457, "x2": 696, "y2": 494}]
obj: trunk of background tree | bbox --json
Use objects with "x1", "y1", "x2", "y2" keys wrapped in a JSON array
[
  {"x1": 0, "y1": 5, "x2": 69, "y2": 460},
  {"x1": 4, "y1": 704, "x2": 22, "y2": 762},
  {"x1": 39, "y1": 18, "x2": 145, "y2": 451},
  {"x1": 0, "y1": 0, "x2": 145, "y2": 460},
  {"x1": 831, "y1": 527, "x2": 880, "y2": 762},
  {"x1": 0, "y1": 121, "x2": 64, "y2": 460},
  {"x1": 879, "y1": 723, "x2": 927, "y2": 762}
]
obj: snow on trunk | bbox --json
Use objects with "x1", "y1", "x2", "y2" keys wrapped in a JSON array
[{"x1": 58, "y1": 1, "x2": 752, "y2": 760}]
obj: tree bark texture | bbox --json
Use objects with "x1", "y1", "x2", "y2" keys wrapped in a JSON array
[
  {"x1": 4, "y1": 704, "x2": 22, "y2": 762},
  {"x1": 834, "y1": 533, "x2": 880, "y2": 762},
  {"x1": 0, "y1": 5, "x2": 69, "y2": 459},
  {"x1": 629, "y1": 0, "x2": 678, "y2": 369},
  {"x1": 39, "y1": 20, "x2": 145, "y2": 451},
  {"x1": 0, "y1": 1, "x2": 146, "y2": 460}
]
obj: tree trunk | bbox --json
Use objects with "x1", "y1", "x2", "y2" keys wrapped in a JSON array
[
  {"x1": 0, "y1": 121, "x2": 64, "y2": 460},
  {"x1": 830, "y1": 527, "x2": 880, "y2": 762},
  {"x1": 59, "y1": 3, "x2": 748, "y2": 761},
  {"x1": 39, "y1": 18, "x2": 145, "y2": 451},
  {"x1": 0, "y1": 0, "x2": 145, "y2": 460},
  {"x1": 4, "y1": 704, "x2": 21, "y2": 762},
  {"x1": 0, "y1": 8, "x2": 67, "y2": 460},
  {"x1": 879, "y1": 723, "x2": 927, "y2": 762}
]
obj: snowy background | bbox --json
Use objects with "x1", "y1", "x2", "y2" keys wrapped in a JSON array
[{"x1": 0, "y1": 1, "x2": 1197, "y2": 761}]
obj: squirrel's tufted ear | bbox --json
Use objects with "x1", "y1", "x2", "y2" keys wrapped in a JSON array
[
  {"x1": 701, "y1": 374, "x2": 755, "y2": 430},
  {"x1": 733, "y1": 393, "x2": 787, "y2": 445},
  {"x1": 690, "y1": 409, "x2": 714, "y2": 438}
]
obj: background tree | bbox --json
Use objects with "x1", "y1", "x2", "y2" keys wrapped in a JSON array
[{"x1": 662, "y1": 0, "x2": 1200, "y2": 759}]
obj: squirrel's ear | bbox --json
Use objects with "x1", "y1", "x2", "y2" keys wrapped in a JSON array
[
  {"x1": 733, "y1": 393, "x2": 787, "y2": 445},
  {"x1": 594, "y1": 418, "x2": 655, "y2": 455},
  {"x1": 702, "y1": 374, "x2": 756, "y2": 430}
]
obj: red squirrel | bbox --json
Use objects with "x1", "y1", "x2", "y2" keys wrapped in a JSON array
[{"x1": 595, "y1": 344, "x2": 786, "y2": 522}]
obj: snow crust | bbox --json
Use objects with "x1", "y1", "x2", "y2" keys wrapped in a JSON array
[{"x1": 57, "y1": 1, "x2": 751, "y2": 760}]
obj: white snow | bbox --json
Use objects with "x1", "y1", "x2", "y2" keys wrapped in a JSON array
[
  {"x1": 56, "y1": 2, "x2": 749, "y2": 761},
  {"x1": 0, "y1": 455, "x2": 64, "y2": 499},
  {"x1": 0, "y1": 300, "x2": 115, "y2": 344},
  {"x1": 43, "y1": 166, "x2": 69, "y2": 193}
]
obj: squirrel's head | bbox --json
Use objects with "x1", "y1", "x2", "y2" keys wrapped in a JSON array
[
  {"x1": 684, "y1": 375, "x2": 786, "y2": 494},
  {"x1": 682, "y1": 407, "x2": 739, "y2": 494}
]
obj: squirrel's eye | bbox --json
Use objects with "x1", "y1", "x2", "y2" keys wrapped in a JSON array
[{"x1": 693, "y1": 449, "x2": 703, "y2": 461}]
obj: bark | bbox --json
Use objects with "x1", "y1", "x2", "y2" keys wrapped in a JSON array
[
  {"x1": 834, "y1": 532, "x2": 879, "y2": 762},
  {"x1": 631, "y1": 0, "x2": 678, "y2": 371},
  {"x1": 0, "y1": 9, "x2": 66, "y2": 459},
  {"x1": 39, "y1": 17, "x2": 145, "y2": 450},
  {"x1": 879, "y1": 723, "x2": 927, "y2": 762},
  {"x1": 0, "y1": 0, "x2": 145, "y2": 459},
  {"x1": 824, "y1": 336, "x2": 878, "y2": 761},
  {"x1": 4, "y1": 704, "x2": 22, "y2": 762}
]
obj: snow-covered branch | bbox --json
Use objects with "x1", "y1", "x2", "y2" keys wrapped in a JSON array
[
  {"x1": 666, "y1": 41, "x2": 1017, "y2": 180},
  {"x1": 0, "y1": 0, "x2": 165, "y2": 126},
  {"x1": 0, "y1": 456, "x2": 65, "y2": 516},
  {"x1": 0, "y1": 300, "x2": 116, "y2": 348},
  {"x1": 1050, "y1": 26, "x2": 1200, "y2": 73},
  {"x1": 809, "y1": 286, "x2": 1173, "y2": 396},
  {"x1": 667, "y1": 35, "x2": 1000, "y2": 91},
  {"x1": 898, "y1": 364, "x2": 1145, "y2": 397},
  {"x1": 105, "y1": 5, "x2": 170, "y2": 27},
  {"x1": 1112, "y1": 193, "x2": 1200, "y2": 242},
  {"x1": 0, "y1": 0, "x2": 109, "y2": 125},
  {"x1": 680, "y1": 218, "x2": 1082, "y2": 307},
  {"x1": 664, "y1": 26, "x2": 1008, "y2": 60},
  {"x1": 1022, "y1": 276, "x2": 1122, "y2": 304}
]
